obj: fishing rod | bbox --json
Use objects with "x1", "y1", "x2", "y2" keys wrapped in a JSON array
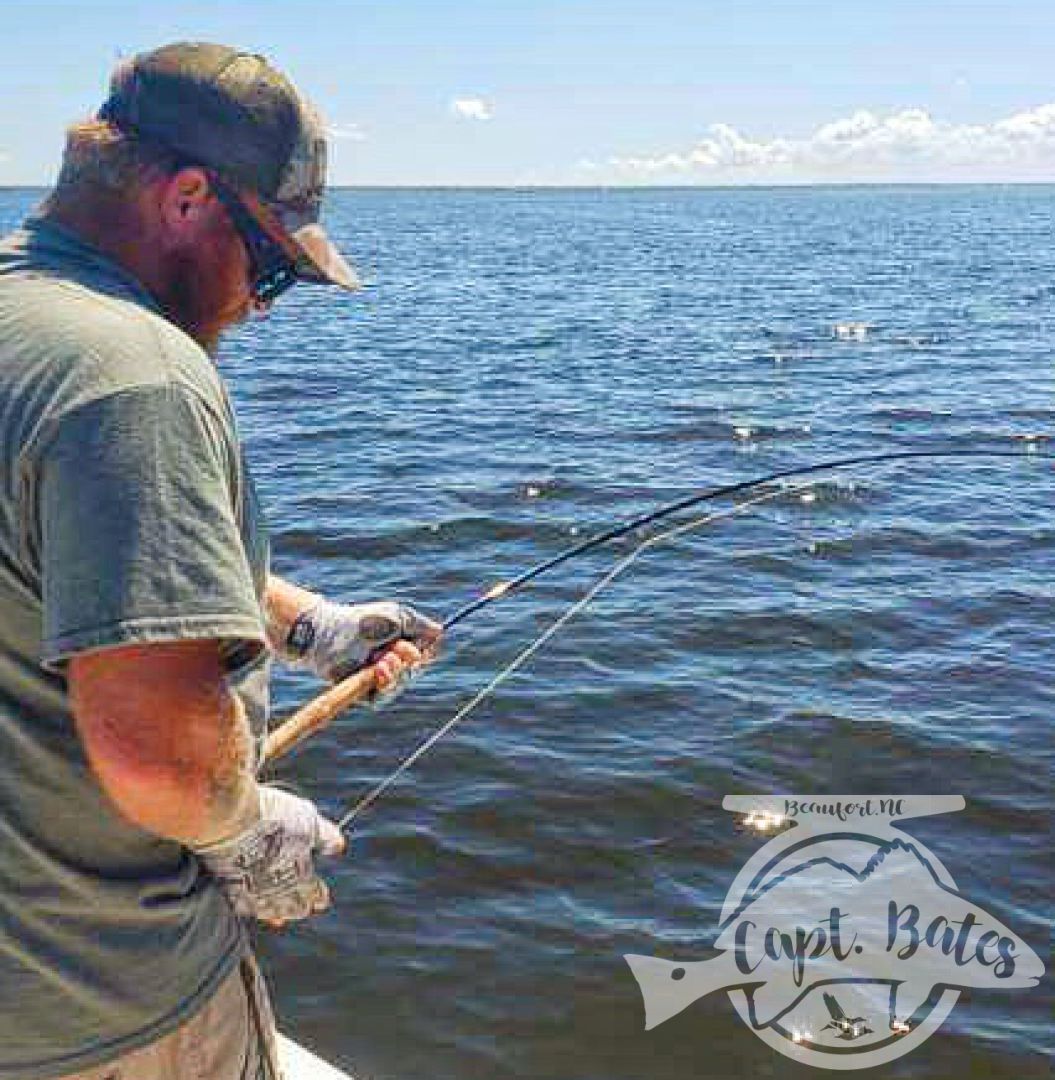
[
  {"x1": 441, "y1": 446, "x2": 1049, "y2": 632},
  {"x1": 264, "y1": 445, "x2": 1053, "y2": 805}
]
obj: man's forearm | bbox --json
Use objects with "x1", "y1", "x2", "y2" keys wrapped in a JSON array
[
  {"x1": 188, "y1": 689, "x2": 262, "y2": 848},
  {"x1": 264, "y1": 574, "x2": 322, "y2": 654}
]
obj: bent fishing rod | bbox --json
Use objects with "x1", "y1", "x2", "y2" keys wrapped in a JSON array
[
  {"x1": 438, "y1": 446, "x2": 1050, "y2": 632},
  {"x1": 263, "y1": 445, "x2": 1054, "y2": 812}
]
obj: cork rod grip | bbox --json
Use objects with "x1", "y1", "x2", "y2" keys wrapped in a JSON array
[{"x1": 262, "y1": 666, "x2": 378, "y2": 764}]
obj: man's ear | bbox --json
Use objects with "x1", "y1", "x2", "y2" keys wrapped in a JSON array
[{"x1": 158, "y1": 167, "x2": 215, "y2": 232}]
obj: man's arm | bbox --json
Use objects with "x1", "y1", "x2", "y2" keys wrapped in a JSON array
[
  {"x1": 68, "y1": 640, "x2": 259, "y2": 847},
  {"x1": 39, "y1": 387, "x2": 344, "y2": 922},
  {"x1": 69, "y1": 638, "x2": 344, "y2": 923},
  {"x1": 263, "y1": 574, "x2": 321, "y2": 654}
]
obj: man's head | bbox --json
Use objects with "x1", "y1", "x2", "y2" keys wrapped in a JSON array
[{"x1": 45, "y1": 42, "x2": 358, "y2": 351}]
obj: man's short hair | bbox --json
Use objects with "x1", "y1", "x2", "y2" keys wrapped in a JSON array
[{"x1": 53, "y1": 119, "x2": 180, "y2": 198}]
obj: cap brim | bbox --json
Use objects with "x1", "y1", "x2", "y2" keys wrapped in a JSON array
[{"x1": 289, "y1": 222, "x2": 362, "y2": 291}]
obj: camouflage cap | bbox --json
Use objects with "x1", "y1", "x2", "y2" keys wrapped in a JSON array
[{"x1": 98, "y1": 41, "x2": 358, "y2": 290}]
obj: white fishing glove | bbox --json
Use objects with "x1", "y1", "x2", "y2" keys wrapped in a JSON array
[
  {"x1": 194, "y1": 786, "x2": 344, "y2": 923},
  {"x1": 282, "y1": 598, "x2": 442, "y2": 682}
]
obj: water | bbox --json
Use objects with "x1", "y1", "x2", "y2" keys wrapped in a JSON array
[{"x1": 2, "y1": 186, "x2": 1052, "y2": 1078}]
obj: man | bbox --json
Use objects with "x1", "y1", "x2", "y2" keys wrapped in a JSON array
[{"x1": 0, "y1": 42, "x2": 440, "y2": 1078}]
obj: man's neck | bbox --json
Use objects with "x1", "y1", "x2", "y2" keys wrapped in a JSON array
[
  {"x1": 39, "y1": 193, "x2": 220, "y2": 354},
  {"x1": 41, "y1": 195, "x2": 166, "y2": 302}
]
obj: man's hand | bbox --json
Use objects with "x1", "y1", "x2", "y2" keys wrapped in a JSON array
[
  {"x1": 283, "y1": 599, "x2": 442, "y2": 685},
  {"x1": 193, "y1": 786, "x2": 345, "y2": 925}
]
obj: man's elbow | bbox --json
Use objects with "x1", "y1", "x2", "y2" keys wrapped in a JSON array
[
  {"x1": 82, "y1": 742, "x2": 214, "y2": 843},
  {"x1": 67, "y1": 640, "x2": 246, "y2": 845}
]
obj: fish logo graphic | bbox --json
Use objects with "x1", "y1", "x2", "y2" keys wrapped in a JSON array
[{"x1": 625, "y1": 796, "x2": 1045, "y2": 1070}]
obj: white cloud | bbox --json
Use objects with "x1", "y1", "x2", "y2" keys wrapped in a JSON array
[
  {"x1": 327, "y1": 122, "x2": 366, "y2": 141},
  {"x1": 591, "y1": 104, "x2": 1055, "y2": 182},
  {"x1": 994, "y1": 103, "x2": 1055, "y2": 140},
  {"x1": 450, "y1": 97, "x2": 494, "y2": 122}
]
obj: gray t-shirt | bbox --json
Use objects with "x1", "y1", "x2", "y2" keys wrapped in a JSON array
[{"x1": 0, "y1": 218, "x2": 272, "y2": 1077}]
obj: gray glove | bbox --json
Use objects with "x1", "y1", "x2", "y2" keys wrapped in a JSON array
[
  {"x1": 283, "y1": 599, "x2": 441, "y2": 682},
  {"x1": 194, "y1": 786, "x2": 344, "y2": 923}
]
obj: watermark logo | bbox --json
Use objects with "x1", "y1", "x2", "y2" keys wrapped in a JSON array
[{"x1": 625, "y1": 796, "x2": 1045, "y2": 1070}]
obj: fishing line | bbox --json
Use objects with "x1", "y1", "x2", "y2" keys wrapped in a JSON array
[
  {"x1": 338, "y1": 445, "x2": 1054, "y2": 828},
  {"x1": 341, "y1": 482, "x2": 825, "y2": 828}
]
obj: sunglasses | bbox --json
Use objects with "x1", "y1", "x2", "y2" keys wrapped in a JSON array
[{"x1": 208, "y1": 174, "x2": 302, "y2": 306}]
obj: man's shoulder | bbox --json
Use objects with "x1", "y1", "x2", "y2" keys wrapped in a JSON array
[{"x1": 0, "y1": 264, "x2": 228, "y2": 425}]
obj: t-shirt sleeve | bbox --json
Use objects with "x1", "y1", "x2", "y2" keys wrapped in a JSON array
[{"x1": 36, "y1": 382, "x2": 267, "y2": 668}]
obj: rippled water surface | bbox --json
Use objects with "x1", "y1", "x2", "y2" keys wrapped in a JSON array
[{"x1": 3, "y1": 187, "x2": 1052, "y2": 1079}]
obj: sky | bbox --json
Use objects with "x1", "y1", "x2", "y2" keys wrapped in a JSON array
[{"x1": 2, "y1": 0, "x2": 1054, "y2": 186}]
